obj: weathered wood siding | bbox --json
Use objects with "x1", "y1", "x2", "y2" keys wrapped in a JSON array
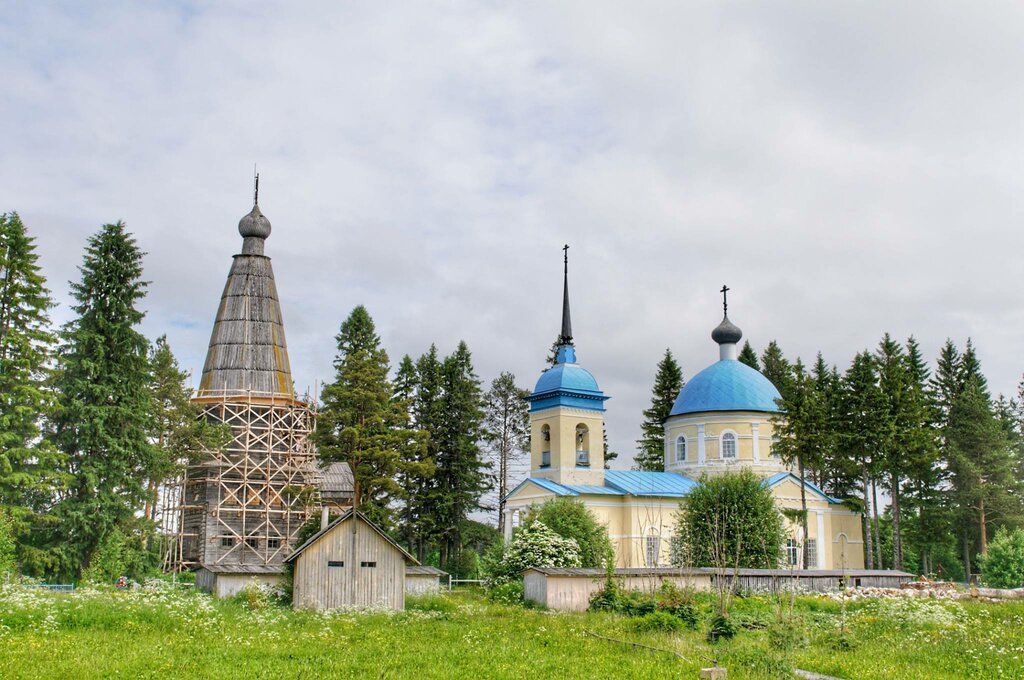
[
  {"x1": 293, "y1": 516, "x2": 406, "y2": 610},
  {"x1": 405, "y1": 574, "x2": 442, "y2": 596}
]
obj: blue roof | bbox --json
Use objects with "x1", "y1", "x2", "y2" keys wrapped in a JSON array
[
  {"x1": 669, "y1": 359, "x2": 781, "y2": 417},
  {"x1": 528, "y1": 345, "x2": 608, "y2": 413},
  {"x1": 604, "y1": 470, "x2": 699, "y2": 497},
  {"x1": 506, "y1": 473, "x2": 697, "y2": 500},
  {"x1": 763, "y1": 472, "x2": 843, "y2": 504}
]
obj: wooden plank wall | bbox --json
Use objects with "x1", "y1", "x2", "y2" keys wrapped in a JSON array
[{"x1": 293, "y1": 516, "x2": 406, "y2": 610}]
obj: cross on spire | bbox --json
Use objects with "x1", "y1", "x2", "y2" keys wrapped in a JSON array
[
  {"x1": 721, "y1": 284, "x2": 730, "y2": 316},
  {"x1": 560, "y1": 244, "x2": 573, "y2": 346},
  {"x1": 253, "y1": 167, "x2": 260, "y2": 205}
]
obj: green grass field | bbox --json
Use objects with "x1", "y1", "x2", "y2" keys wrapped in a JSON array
[{"x1": 1, "y1": 583, "x2": 1022, "y2": 679}]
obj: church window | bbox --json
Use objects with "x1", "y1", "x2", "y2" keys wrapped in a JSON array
[
  {"x1": 675, "y1": 436, "x2": 687, "y2": 463},
  {"x1": 806, "y1": 539, "x2": 818, "y2": 568},
  {"x1": 786, "y1": 539, "x2": 799, "y2": 567},
  {"x1": 721, "y1": 431, "x2": 737, "y2": 459},
  {"x1": 644, "y1": 528, "x2": 661, "y2": 567},
  {"x1": 540, "y1": 425, "x2": 551, "y2": 467}
]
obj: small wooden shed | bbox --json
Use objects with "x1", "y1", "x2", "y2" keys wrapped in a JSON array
[
  {"x1": 405, "y1": 565, "x2": 448, "y2": 595},
  {"x1": 285, "y1": 510, "x2": 416, "y2": 611}
]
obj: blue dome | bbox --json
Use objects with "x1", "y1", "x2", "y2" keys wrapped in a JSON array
[
  {"x1": 528, "y1": 345, "x2": 608, "y2": 412},
  {"x1": 669, "y1": 360, "x2": 781, "y2": 416}
]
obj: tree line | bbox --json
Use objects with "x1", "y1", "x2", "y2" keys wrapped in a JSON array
[
  {"x1": 635, "y1": 338, "x2": 1024, "y2": 578},
  {"x1": 0, "y1": 213, "x2": 533, "y2": 582}
]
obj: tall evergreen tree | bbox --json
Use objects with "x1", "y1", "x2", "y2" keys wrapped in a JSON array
[
  {"x1": 0, "y1": 213, "x2": 64, "y2": 574},
  {"x1": 738, "y1": 341, "x2": 760, "y2": 371},
  {"x1": 432, "y1": 342, "x2": 490, "y2": 569},
  {"x1": 314, "y1": 306, "x2": 422, "y2": 529},
  {"x1": 839, "y1": 351, "x2": 884, "y2": 569},
  {"x1": 947, "y1": 374, "x2": 1019, "y2": 564},
  {"x1": 761, "y1": 341, "x2": 794, "y2": 399},
  {"x1": 483, "y1": 372, "x2": 529, "y2": 535},
  {"x1": 146, "y1": 336, "x2": 228, "y2": 524},
  {"x1": 635, "y1": 349, "x2": 684, "y2": 471},
  {"x1": 50, "y1": 222, "x2": 156, "y2": 578},
  {"x1": 772, "y1": 358, "x2": 821, "y2": 566},
  {"x1": 875, "y1": 333, "x2": 912, "y2": 569}
]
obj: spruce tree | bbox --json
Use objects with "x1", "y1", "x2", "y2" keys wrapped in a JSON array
[
  {"x1": 314, "y1": 306, "x2": 421, "y2": 529},
  {"x1": 50, "y1": 222, "x2": 156, "y2": 578},
  {"x1": 433, "y1": 342, "x2": 490, "y2": 570},
  {"x1": 635, "y1": 349, "x2": 684, "y2": 471},
  {"x1": 0, "y1": 213, "x2": 64, "y2": 574},
  {"x1": 738, "y1": 341, "x2": 760, "y2": 370},
  {"x1": 483, "y1": 372, "x2": 529, "y2": 534},
  {"x1": 875, "y1": 333, "x2": 912, "y2": 569},
  {"x1": 761, "y1": 341, "x2": 794, "y2": 399},
  {"x1": 839, "y1": 351, "x2": 884, "y2": 569},
  {"x1": 772, "y1": 359, "x2": 821, "y2": 566},
  {"x1": 146, "y1": 336, "x2": 229, "y2": 523}
]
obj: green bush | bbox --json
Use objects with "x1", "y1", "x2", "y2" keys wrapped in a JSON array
[
  {"x1": 655, "y1": 581, "x2": 698, "y2": 627},
  {"x1": 707, "y1": 613, "x2": 738, "y2": 643},
  {"x1": 589, "y1": 577, "x2": 624, "y2": 612},
  {"x1": 407, "y1": 593, "x2": 458, "y2": 614},
  {"x1": 767, "y1": 617, "x2": 808, "y2": 649},
  {"x1": 979, "y1": 528, "x2": 1024, "y2": 589},
  {"x1": 488, "y1": 580, "x2": 524, "y2": 606},
  {"x1": 633, "y1": 611, "x2": 683, "y2": 632},
  {"x1": 671, "y1": 470, "x2": 785, "y2": 569},
  {"x1": 524, "y1": 498, "x2": 613, "y2": 568}
]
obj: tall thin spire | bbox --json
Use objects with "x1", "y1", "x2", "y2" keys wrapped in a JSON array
[
  {"x1": 254, "y1": 167, "x2": 260, "y2": 205},
  {"x1": 559, "y1": 244, "x2": 573, "y2": 346}
]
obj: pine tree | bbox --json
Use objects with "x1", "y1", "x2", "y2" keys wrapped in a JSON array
[
  {"x1": 483, "y1": 372, "x2": 529, "y2": 535},
  {"x1": 738, "y1": 341, "x2": 760, "y2": 370},
  {"x1": 433, "y1": 342, "x2": 490, "y2": 570},
  {"x1": 314, "y1": 306, "x2": 421, "y2": 529},
  {"x1": 50, "y1": 222, "x2": 156, "y2": 579},
  {"x1": 634, "y1": 349, "x2": 684, "y2": 471},
  {"x1": 0, "y1": 213, "x2": 64, "y2": 575},
  {"x1": 947, "y1": 374, "x2": 1019, "y2": 564}
]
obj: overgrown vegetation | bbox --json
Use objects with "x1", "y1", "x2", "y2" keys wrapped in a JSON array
[{"x1": 2, "y1": 585, "x2": 1023, "y2": 679}]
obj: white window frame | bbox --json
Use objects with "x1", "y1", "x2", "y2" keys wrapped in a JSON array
[
  {"x1": 806, "y1": 539, "x2": 818, "y2": 568},
  {"x1": 786, "y1": 538, "x2": 799, "y2": 567},
  {"x1": 720, "y1": 430, "x2": 738, "y2": 459},
  {"x1": 675, "y1": 435, "x2": 687, "y2": 463},
  {"x1": 644, "y1": 528, "x2": 661, "y2": 567}
]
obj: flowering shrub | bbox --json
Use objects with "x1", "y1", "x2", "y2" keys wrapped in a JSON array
[{"x1": 483, "y1": 521, "x2": 581, "y2": 586}]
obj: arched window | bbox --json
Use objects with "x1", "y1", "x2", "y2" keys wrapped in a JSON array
[
  {"x1": 644, "y1": 527, "x2": 661, "y2": 567},
  {"x1": 540, "y1": 425, "x2": 551, "y2": 467},
  {"x1": 721, "y1": 431, "x2": 737, "y2": 459},
  {"x1": 675, "y1": 436, "x2": 687, "y2": 463},
  {"x1": 575, "y1": 424, "x2": 590, "y2": 466}
]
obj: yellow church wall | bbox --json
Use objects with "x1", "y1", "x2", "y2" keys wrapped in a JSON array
[
  {"x1": 664, "y1": 412, "x2": 787, "y2": 479},
  {"x1": 769, "y1": 479, "x2": 865, "y2": 570}
]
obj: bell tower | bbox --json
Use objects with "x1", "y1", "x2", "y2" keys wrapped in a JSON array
[{"x1": 526, "y1": 246, "x2": 609, "y2": 487}]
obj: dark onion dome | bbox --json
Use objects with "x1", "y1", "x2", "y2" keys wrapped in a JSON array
[
  {"x1": 711, "y1": 315, "x2": 742, "y2": 345},
  {"x1": 238, "y1": 204, "x2": 272, "y2": 239},
  {"x1": 668, "y1": 359, "x2": 781, "y2": 416}
]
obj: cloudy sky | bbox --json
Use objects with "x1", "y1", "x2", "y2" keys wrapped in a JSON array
[{"x1": 3, "y1": 1, "x2": 1023, "y2": 471}]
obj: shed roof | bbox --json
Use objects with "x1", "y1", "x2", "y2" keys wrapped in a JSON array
[
  {"x1": 284, "y1": 509, "x2": 418, "y2": 565},
  {"x1": 406, "y1": 566, "x2": 447, "y2": 576},
  {"x1": 319, "y1": 462, "x2": 354, "y2": 498},
  {"x1": 197, "y1": 564, "x2": 284, "y2": 575},
  {"x1": 524, "y1": 567, "x2": 914, "y2": 578}
]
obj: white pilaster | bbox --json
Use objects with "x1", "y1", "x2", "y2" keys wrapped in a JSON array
[
  {"x1": 697, "y1": 424, "x2": 706, "y2": 465},
  {"x1": 751, "y1": 422, "x2": 760, "y2": 462},
  {"x1": 816, "y1": 511, "x2": 826, "y2": 569}
]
